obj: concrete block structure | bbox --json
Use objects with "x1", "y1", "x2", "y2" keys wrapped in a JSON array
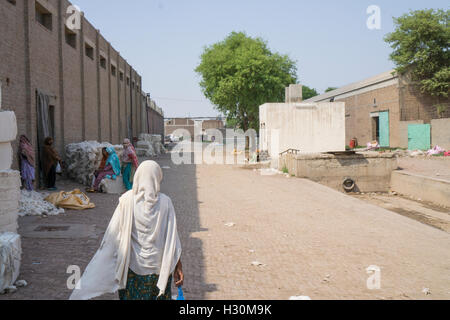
[
  {"x1": 259, "y1": 102, "x2": 346, "y2": 162},
  {"x1": 0, "y1": 0, "x2": 164, "y2": 176},
  {"x1": 305, "y1": 70, "x2": 450, "y2": 149},
  {"x1": 279, "y1": 152, "x2": 398, "y2": 193}
]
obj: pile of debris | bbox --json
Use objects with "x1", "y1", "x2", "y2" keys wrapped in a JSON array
[
  {"x1": 136, "y1": 134, "x2": 167, "y2": 157},
  {"x1": 65, "y1": 141, "x2": 123, "y2": 186},
  {"x1": 18, "y1": 190, "x2": 64, "y2": 217}
]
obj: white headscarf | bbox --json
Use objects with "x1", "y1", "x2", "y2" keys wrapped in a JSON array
[{"x1": 70, "y1": 161, "x2": 182, "y2": 300}]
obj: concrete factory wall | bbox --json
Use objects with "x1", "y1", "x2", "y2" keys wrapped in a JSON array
[
  {"x1": 0, "y1": 0, "x2": 162, "y2": 173},
  {"x1": 280, "y1": 152, "x2": 398, "y2": 193},
  {"x1": 260, "y1": 102, "x2": 346, "y2": 161}
]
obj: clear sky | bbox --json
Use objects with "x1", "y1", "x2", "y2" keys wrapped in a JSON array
[{"x1": 72, "y1": 0, "x2": 448, "y2": 118}]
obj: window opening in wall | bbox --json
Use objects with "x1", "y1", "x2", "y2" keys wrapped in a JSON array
[
  {"x1": 7, "y1": 0, "x2": 16, "y2": 6},
  {"x1": 100, "y1": 56, "x2": 106, "y2": 69},
  {"x1": 35, "y1": 2, "x2": 53, "y2": 31},
  {"x1": 65, "y1": 27, "x2": 77, "y2": 49},
  {"x1": 127, "y1": 77, "x2": 130, "y2": 86},
  {"x1": 85, "y1": 43, "x2": 94, "y2": 60},
  {"x1": 111, "y1": 65, "x2": 117, "y2": 77},
  {"x1": 120, "y1": 72, "x2": 124, "y2": 81}
]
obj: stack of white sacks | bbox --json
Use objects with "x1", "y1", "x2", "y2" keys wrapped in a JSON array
[
  {"x1": 136, "y1": 134, "x2": 166, "y2": 157},
  {"x1": 0, "y1": 110, "x2": 22, "y2": 294},
  {"x1": 65, "y1": 141, "x2": 124, "y2": 186}
]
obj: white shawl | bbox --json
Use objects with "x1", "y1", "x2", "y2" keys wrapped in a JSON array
[{"x1": 69, "y1": 161, "x2": 182, "y2": 300}]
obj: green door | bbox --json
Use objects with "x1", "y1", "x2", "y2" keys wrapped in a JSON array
[
  {"x1": 408, "y1": 124, "x2": 431, "y2": 150},
  {"x1": 379, "y1": 111, "x2": 390, "y2": 147}
]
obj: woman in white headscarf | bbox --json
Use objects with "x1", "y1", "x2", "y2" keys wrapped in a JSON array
[{"x1": 70, "y1": 160, "x2": 183, "y2": 300}]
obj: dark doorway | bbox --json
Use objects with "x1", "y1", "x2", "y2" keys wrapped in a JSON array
[{"x1": 372, "y1": 116, "x2": 380, "y2": 141}]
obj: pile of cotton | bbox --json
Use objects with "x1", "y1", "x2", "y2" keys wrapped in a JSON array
[
  {"x1": 138, "y1": 134, "x2": 166, "y2": 157},
  {"x1": 18, "y1": 190, "x2": 64, "y2": 217},
  {"x1": 65, "y1": 141, "x2": 123, "y2": 186}
]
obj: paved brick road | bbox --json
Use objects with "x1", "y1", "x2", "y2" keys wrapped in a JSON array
[{"x1": 2, "y1": 152, "x2": 449, "y2": 300}]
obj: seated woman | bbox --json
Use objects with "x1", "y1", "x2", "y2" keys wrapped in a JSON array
[{"x1": 89, "y1": 147, "x2": 121, "y2": 193}]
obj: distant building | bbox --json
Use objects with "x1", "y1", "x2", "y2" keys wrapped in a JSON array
[{"x1": 305, "y1": 70, "x2": 450, "y2": 150}]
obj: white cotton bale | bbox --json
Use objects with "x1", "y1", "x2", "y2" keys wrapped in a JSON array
[
  {"x1": 99, "y1": 178, "x2": 126, "y2": 195},
  {"x1": 0, "y1": 111, "x2": 17, "y2": 143},
  {"x1": 0, "y1": 143, "x2": 13, "y2": 171},
  {"x1": 0, "y1": 232, "x2": 21, "y2": 293}
]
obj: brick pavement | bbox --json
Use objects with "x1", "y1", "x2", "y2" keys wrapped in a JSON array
[{"x1": 2, "y1": 153, "x2": 450, "y2": 300}]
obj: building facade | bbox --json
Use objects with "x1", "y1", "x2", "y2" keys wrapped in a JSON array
[
  {"x1": 0, "y1": 0, "x2": 164, "y2": 171},
  {"x1": 305, "y1": 70, "x2": 450, "y2": 149}
]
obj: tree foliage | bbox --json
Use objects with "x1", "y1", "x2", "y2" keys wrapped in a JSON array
[
  {"x1": 302, "y1": 85, "x2": 319, "y2": 100},
  {"x1": 384, "y1": 9, "x2": 449, "y2": 98},
  {"x1": 325, "y1": 87, "x2": 338, "y2": 93},
  {"x1": 196, "y1": 32, "x2": 297, "y2": 131}
]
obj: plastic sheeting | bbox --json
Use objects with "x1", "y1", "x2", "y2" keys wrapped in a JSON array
[{"x1": 44, "y1": 189, "x2": 95, "y2": 211}]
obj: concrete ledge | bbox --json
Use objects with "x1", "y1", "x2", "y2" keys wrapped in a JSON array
[
  {"x1": 280, "y1": 152, "x2": 398, "y2": 193},
  {"x1": 391, "y1": 171, "x2": 450, "y2": 208}
]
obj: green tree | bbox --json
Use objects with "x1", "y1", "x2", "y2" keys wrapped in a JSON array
[
  {"x1": 302, "y1": 85, "x2": 319, "y2": 100},
  {"x1": 196, "y1": 32, "x2": 297, "y2": 131},
  {"x1": 325, "y1": 87, "x2": 338, "y2": 93},
  {"x1": 384, "y1": 9, "x2": 449, "y2": 98}
]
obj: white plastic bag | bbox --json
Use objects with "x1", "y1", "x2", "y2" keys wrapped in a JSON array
[{"x1": 55, "y1": 162, "x2": 62, "y2": 174}]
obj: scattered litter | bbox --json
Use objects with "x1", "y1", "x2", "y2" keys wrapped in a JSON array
[
  {"x1": 2, "y1": 286, "x2": 17, "y2": 294},
  {"x1": 251, "y1": 261, "x2": 266, "y2": 267},
  {"x1": 322, "y1": 274, "x2": 331, "y2": 283},
  {"x1": 445, "y1": 151, "x2": 450, "y2": 157},
  {"x1": 422, "y1": 288, "x2": 431, "y2": 296},
  {"x1": 289, "y1": 296, "x2": 311, "y2": 300},
  {"x1": 19, "y1": 190, "x2": 64, "y2": 217},
  {"x1": 409, "y1": 150, "x2": 425, "y2": 157},
  {"x1": 367, "y1": 141, "x2": 380, "y2": 150},
  {"x1": 426, "y1": 146, "x2": 445, "y2": 156},
  {"x1": 259, "y1": 168, "x2": 281, "y2": 176},
  {"x1": 249, "y1": 250, "x2": 255, "y2": 254},
  {"x1": 225, "y1": 223, "x2": 236, "y2": 228},
  {"x1": 15, "y1": 280, "x2": 27, "y2": 287},
  {"x1": 161, "y1": 166, "x2": 171, "y2": 170}
]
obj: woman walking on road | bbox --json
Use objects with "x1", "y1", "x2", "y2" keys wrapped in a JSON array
[{"x1": 70, "y1": 160, "x2": 184, "y2": 300}]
